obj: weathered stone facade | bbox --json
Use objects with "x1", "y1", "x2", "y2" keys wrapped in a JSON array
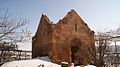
[{"x1": 32, "y1": 10, "x2": 95, "y2": 65}]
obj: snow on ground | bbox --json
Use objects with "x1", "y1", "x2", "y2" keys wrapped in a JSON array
[
  {"x1": 74, "y1": 65, "x2": 96, "y2": 67},
  {"x1": 36, "y1": 56, "x2": 51, "y2": 62},
  {"x1": 84, "y1": 65, "x2": 96, "y2": 67},
  {"x1": 1, "y1": 59, "x2": 61, "y2": 67},
  {"x1": 1, "y1": 56, "x2": 96, "y2": 67}
]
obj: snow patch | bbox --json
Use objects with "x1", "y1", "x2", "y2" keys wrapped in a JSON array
[
  {"x1": 35, "y1": 56, "x2": 51, "y2": 62},
  {"x1": 84, "y1": 65, "x2": 96, "y2": 67},
  {"x1": 1, "y1": 59, "x2": 61, "y2": 67}
]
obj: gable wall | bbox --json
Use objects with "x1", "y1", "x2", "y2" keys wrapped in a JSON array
[
  {"x1": 50, "y1": 10, "x2": 95, "y2": 64},
  {"x1": 32, "y1": 10, "x2": 95, "y2": 65}
]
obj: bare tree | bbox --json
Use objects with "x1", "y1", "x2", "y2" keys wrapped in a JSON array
[
  {"x1": 0, "y1": 10, "x2": 31, "y2": 64},
  {"x1": 95, "y1": 32, "x2": 111, "y2": 67}
]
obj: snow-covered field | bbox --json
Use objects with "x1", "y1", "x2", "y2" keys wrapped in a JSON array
[
  {"x1": 1, "y1": 59, "x2": 61, "y2": 67},
  {"x1": 1, "y1": 56, "x2": 96, "y2": 67}
]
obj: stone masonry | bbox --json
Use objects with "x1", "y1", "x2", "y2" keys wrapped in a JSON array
[{"x1": 32, "y1": 10, "x2": 96, "y2": 65}]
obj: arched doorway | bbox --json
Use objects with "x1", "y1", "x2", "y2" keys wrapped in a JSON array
[
  {"x1": 71, "y1": 38, "x2": 81, "y2": 65},
  {"x1": 71, "y1": 46, "x2": 79, "y2": 64}
]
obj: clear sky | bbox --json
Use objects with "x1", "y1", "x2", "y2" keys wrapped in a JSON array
[{"x1": 0, "y1": 0, "x2": 120, "y2": 50}]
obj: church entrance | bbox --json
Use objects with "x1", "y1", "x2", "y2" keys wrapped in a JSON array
[
  {"x1": 71, "y1": 38, "x2": 81, "y2": 66},
  {"x1": 71, "y1": 46, "x2": 80, "y2": 65}
]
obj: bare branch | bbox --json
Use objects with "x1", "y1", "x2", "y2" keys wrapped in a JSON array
[{"x1": 0, "y1": 10, "x2": 31, "y2": 64}]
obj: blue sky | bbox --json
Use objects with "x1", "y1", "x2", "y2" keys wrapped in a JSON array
[
  {"x1": 1, "y1": 0, "x2": 120, "y2": 33},
  {"x1": 0, "y1": 0, "x2": 120, "y2": 50}
]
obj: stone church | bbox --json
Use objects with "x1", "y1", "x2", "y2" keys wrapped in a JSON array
[{"x1": 32, "y1": 10, "x2": 95, "y2": 65}]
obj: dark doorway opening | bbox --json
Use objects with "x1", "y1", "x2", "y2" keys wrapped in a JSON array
[
  {"x1": 71, "y1": 46, "x2": 80, "y2": 65},
  {"x1": 71, "y1": 38, "x2": 81, "y2": 65}
]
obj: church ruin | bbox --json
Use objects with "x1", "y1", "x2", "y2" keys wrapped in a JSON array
[{"x1": 32, "y1": 10, "x2": 95, "y2": 65}]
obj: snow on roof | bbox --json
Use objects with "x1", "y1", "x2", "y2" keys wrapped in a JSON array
[{"x1": 1, "y1": 59, "x2": 61, "y2": 67}]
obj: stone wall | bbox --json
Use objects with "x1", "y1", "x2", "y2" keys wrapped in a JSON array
[
  {"x1": 32, "y1": 15, "x2": 53, "y2": 58},
  {"x1": 32, "y1": 10, "x2": 95, "y2": 65}
]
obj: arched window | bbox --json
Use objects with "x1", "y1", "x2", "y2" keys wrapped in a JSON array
[{"x1": 75, "y1": 24, "x2": 77, "y2": 32}]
